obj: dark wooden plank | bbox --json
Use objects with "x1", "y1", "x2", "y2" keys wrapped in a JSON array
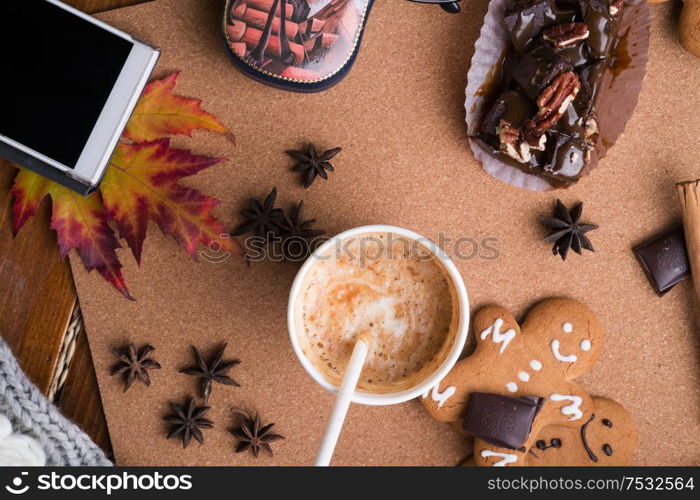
[
  {"x1": 55, "y1": 327, "x2": 114, "y2": 460},
  {"x1": 0, "y1": 161, "x2": 75, "y2": 394}
]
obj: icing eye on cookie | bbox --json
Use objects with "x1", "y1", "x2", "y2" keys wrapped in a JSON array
[{"x1": 601, "y1": 418, "x2": 614, "y2": 457}]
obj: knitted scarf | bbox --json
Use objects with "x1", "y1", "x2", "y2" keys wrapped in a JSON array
[{"x1": 0, "y1": 337, "x2": 111, "y2": 466}]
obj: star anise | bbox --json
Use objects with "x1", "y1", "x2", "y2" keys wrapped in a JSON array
[
  {"x1": 232, "y1": 187, "x2": 284, "y2": 240},
  {"x1": 110, "y1": 343, "x2": 161, "y2": 392},
  {"x1": 277, "y1": 201, "x2": 326, "y2": 260},
  {"x1": 230, "y1": 410, "x2": 285, "y2": 458},
  {"x1": 179, "y1": 344, "x2": 241, "y2": 403},
  {"x1": 164, "y1": 397, "x2": 214, "y2": 448},
  {"x1": 541, "y1": 199, "x2": 598, "y2": 261},
  {"x1": 287, "y1": 143, "x2": 341, "y2": 188}
]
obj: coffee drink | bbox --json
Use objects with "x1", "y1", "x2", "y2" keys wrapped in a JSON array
[{"x1": 294, "y1": 232, "x2": 460, "y2": 393}]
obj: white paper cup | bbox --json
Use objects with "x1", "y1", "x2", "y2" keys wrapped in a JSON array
[{"x1": 288, "y1": 225, "x2": 469, "y2": 406}]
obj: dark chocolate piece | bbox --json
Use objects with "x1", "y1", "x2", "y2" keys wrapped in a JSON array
[
  {"x1": 542, "y1": 132, "x2": 588, "y2": 182},
  {"x1": 633, "y1": 225, "x2": 690, "y2": 295},
  {"x1": 481, "y1": 89, "x2": 536, "y2": 138},
  {"x1": 603, "y1": 444, "x2": 613, "y2": 456},
  {"x1": 480, "y1": 98, "x2": 508, "y2": 138},
  {"x1": 463, "y1": 392, "x2": 544, "y2": 449},
  {"x1": 504, "y1": 0, "x2": 554, "y2": 53},
  {"x1": 555, "y1": 42, "x2": 590, "y2": 68},
  {"x1": 512, "y1": 40, "x2": 572, "y2": 100},
  {"x1": 584, "y1": 2, "x2": 616, "y2": 57}
]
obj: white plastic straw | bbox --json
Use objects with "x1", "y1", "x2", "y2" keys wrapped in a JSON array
[{"x1": 314, "y1": 338, "x2": 368, "y2": 466}]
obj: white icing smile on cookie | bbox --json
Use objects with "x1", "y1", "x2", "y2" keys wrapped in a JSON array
[
  {"x1": 551, "y1": 322, "x2": 594, "y2": 363},
  {"x1": 550, "y1": 394, "x2": 583, "y2": 420},
  {"x1": 551, "y1": 339, "x2": 577, "y2": 363},
  {"x1": 481, "y1": 450, "x2": 517, "y2": 466},
  {"x1": 480, "y1": 318, "x2": 516, "y2": 354},
  {"x1": 422, "y1": 383, "x2": 456, "y2": 409}
]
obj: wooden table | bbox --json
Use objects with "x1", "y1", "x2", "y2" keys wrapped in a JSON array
[{"x1": 0, "y1": 0, "x2": 151, "y2": 460}]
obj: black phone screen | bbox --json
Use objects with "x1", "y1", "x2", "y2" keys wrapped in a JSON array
[{"x1": 0, "y1": 0, "x2": 133, "y2": 168}]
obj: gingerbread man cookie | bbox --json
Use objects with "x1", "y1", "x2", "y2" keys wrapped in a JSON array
[
  {"x1": 422, "y1": 298, "x2": 603, "y2": 467},
  {"x1": 462, "y1": 397, "x2": 636, "y2": 466},
  {"x1": 525, "y1": 397, "x2": 636, "y2": 466}
]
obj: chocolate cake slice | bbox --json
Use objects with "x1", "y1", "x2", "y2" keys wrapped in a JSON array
[{"x1": 476, "y1": 0, "x2": 625, "y2": 185}]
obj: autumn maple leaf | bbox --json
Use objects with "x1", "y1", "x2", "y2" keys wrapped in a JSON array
[
  {"x1": 9, "y1": 72, "x2": 240, "y2": 299},
  {"x1": 11, "y1": 169, "x2": 132, "y2": 299},
  {"x1": 102, "y1": 139, "x2": 230, "y2": 264},
  {"x1": 123, "y1": 72, "x2": 235, "y2": 143}
]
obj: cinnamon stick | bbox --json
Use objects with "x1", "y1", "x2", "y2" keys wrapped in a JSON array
[{"x1": 676, "y1": 179, "x2": 700, "y2": 307}]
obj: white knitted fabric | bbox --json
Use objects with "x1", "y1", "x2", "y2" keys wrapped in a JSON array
[
  {"x1": 0, "y1": 338, "x2": 111, "y2": 466},
  {"x1": 0, "y1": 414, "x2": 46, "y2": 465}
]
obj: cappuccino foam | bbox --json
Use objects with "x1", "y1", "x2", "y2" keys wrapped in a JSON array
[{"x1": 296, "y1": 233, "x2": 458, "y2": 393}]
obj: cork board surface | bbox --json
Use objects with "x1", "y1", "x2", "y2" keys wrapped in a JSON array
[{"x1": 71, "y1": 0, "x2": 700, "y2": 466}]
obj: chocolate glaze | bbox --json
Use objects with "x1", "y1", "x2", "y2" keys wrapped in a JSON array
[
  {"x1": 602, "y1": 418, "x2": 613, "y2": 427},
  {"x1": 585, "y1": 5, "x2": 615, "y2": 57},
  {"x1": 581, "y1": 413, "x2": 598, "y2": 462},
  {"x1": 512, "y1": 40, "x2": 572, "y2": 100},
  {"x1": 476, "y1": 0, "x2": 625, "y2": 185},
  {"x1": 504, "y1": 0, "x2": 577, "y2": 53},
  {"x1": 603, "y1": 443, "x2": 614, "y2": 456},
  {"x1": 535, "y1": 438, "x2": 562, "y2": 450}
]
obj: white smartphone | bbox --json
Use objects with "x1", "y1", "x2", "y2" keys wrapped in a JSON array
[{"x1": 0, "y1": 0, "x2": 160, "y2": 194}]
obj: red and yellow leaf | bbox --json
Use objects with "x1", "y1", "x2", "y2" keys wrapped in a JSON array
[
  {"x1": 9, "y1": 70, "x2": 237, "y2": 299},
  {"x1": 123, "y1": 72, "x2": 234, "y2": 143},
  {"x1": 10, "y1": 167, "x2": 51, "y2": 233},
  {"x1": 101, "y1": 139, "x2": 242, "y2": 263},
  {"x1": 11, "y1": 168, "x2": 132, "y2": 299}
]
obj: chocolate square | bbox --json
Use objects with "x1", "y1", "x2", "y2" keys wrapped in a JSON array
[
  {"x1": 463, "y1": 392, "x2": 544, "y2": 449},
  {"x1": 584, "y1": 4, "x2": 616, "y2": 58},
  {"x1": 541, "y1": 131, "x2": 588, "y2": 182},
  {"x1": 504, "y1": 0, "x2": 555, "y2": 53},
  {"x1": 480, "y1": 89, "x2": 536, "y2": 138},
  {"x1": 634, "y1": 225, "x2": 690, "y2": 295},
  {"x1": 512, "y1": 41, "x2": 572, "y2": 100}
]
